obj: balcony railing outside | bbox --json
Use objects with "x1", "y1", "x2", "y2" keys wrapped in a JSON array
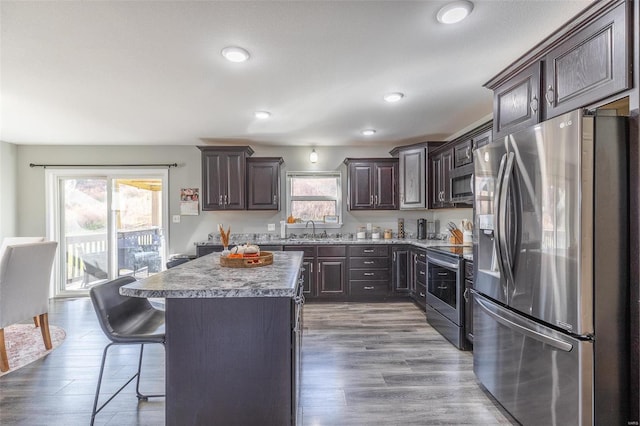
[{"x1": 65, "y1": 227, "x2": 163, "y2": 289}]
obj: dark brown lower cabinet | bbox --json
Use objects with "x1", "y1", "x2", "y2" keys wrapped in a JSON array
[
  {"x1": 284, "y1": 246, "x2": 317, "y2": 300},
  {"x1": 392, "y1": 246, "x2": 410, "y2": 293},
  {"x1": 165, "y1": 295, "x2": 300, "y2": 425},
  {"x1": 348, "y1": 245, "x2": 391, "y2": 299},
  {"x1": 411, "y1": 249, "x2": 427, "y2": 310},
  {"x1": 464, "y1": 260, "x2": 474, "y2": 348},
  {"x1": 317, "y1": 258, "x2": 346, "y2": 298}
]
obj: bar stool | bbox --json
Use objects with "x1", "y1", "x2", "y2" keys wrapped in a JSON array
[{"x1": 89, "y1": 276, "x2": 165, "y2": 426}]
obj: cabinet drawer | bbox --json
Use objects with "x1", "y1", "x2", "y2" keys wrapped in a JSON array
[
  {"x1": 350, "y1": 257, "x2": 390, "y2": 269},
  {"x1": 318, "y1": 245, "x2": 346, "y2": 257},
  {"x1": 284, "y1": 245, "x2": 316, "y2": 257},
  {"x1": 349, "y1": 281, "x2": 389, "y2": 296},
  {"x1": 415, "y1": 283, "x2": 427, "y2": 302},
  {"x1": 350, "y1": 269, "x2": 391, "y2": 281},
  {"x1": 349, "y1": 245, "x2": 389, "y2": 257},
  {"x1": 465, "y1": 261, "x2": 474, "y2": 280},
  {"x1": 414, "y1": 250, "x2": 426, "y2": 262},
  {"x1": 415, "y1": 260, "x2": 427, "y2": 285}
]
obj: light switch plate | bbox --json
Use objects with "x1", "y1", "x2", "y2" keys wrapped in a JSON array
[
  {"x1": 267, "y1": 223, "x2": 275, "y2": 231},
  {"x1": 172, "y1": 215, "x2": 181, "y2": 223}
]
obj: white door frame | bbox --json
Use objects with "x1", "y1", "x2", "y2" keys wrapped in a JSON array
[{"x1": 45, "y1": 168, "x2": 169, "y2": 297}]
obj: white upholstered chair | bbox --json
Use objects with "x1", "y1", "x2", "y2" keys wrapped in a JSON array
[
  {"x1": 0, "y1": 240, "x2": 58, "y2": 372},
  {"x1": 0, "y1": 236, "x2": 45, "y2": 261}
]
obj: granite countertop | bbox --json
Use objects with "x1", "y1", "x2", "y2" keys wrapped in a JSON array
[
  {"x1": 121, "y1": 251, "x2": 304, "y2": 299},
  {"x1": 197, "y1": 238, "x2": 465, "y2": 248},
  {"x1": 196, "y1": 238, "x2": 474, "y2": 261}
]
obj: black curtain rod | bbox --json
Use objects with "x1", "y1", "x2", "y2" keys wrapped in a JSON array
[{"x1": 30, "y1": 163, "x2": 178, "y2": 168}]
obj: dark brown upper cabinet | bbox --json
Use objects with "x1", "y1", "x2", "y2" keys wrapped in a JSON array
[
  {"x1": 543, "y1": 1, "x2": 629, "y2": 119},
  {"x1": 427, "y1": 121, "x2": 490, "y2": 209},
  {"x1": 199, "y1": 146, "x2": 254, "y2": 210},
  {"x1": 493, "y1": 62, "x2": 542, "y2": 139},
  {"x1": 247, "y1": 157, "x2": 283, "y2": 210},
  {"x1": 486, "y1": 0, "x2": 630, "y2": 137},
  {"x1": 429, "y1": 148, "x2": 453, "y2": 209},
  {"x1": 344, "y1": 158, "x2": 399, "y2": 210},
  {"x1": 398, "y1": 147, "x2": 425, "y2": 209}
]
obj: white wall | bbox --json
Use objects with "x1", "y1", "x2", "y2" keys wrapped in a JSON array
[
  {"x1": 0, "y1": 141, "x2": 17, "y2": 240},
  {"x1": 16, "y1": 144, "x2": 471, "y2": 255}
]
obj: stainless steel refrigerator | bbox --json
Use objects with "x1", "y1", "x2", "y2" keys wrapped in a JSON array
[{"x1": 472, "y1": 109, "x2": 629, "y2": 425}]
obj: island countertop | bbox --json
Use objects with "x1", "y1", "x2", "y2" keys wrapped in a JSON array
[{"x1": 120, "y1": 251, "x2": 303, "y2": 298}]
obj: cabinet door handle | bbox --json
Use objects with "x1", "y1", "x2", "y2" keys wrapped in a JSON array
[
  {"x1": 375, "y1": 195, "x2": 378, "y2": 205},
  {"x1": 529, "y1": 96, "x2": 539, "y2": 114},
  {"x1": 310, "y1": 263, "x2": 313, "y2": 273},
  {"x1": 470, "y1": 173, "x2": 474, "y2": 194},
  {"x1": 419, "y1": 292, "x2": 425, "y2": 298},
  {"x1": 363, "y1": 249, "x2": 374, "y2": 253},
  {"x1": 364, "y1": 272, "x2": 375, "y2": 276},
  {"x1": 273, "y1": 195, "x2": 277, "y2": 204},
  {"x1": 545, "y1": 85, "x2": 554, "y2": 106},
  {"x1": 465, "y1": 146, "x2": 471, "y2": 160},
  {"x1": 419, "y1": 271, "x2": 425, "y2": 275},
  {"x1": 463, "y1": 287, "x2": 469, "y2": 302},
  {"x1": 364, "y1": 261, "x2": 375, "y2": 265},
  {"x1": 219, "y1": 195, "x2": 223, "y2": 205},
  {"x1": 437, "y1": 272, "x2": 448, "y2": 276},
  {"x1": 393, "y1": 252, "x2": 396, "y2": 262},
  {"x1": 364, "y1": 286, "x2": 375, "y2": 290},
  {"x1": 370, "y1": 195, "x2": 374, "y2": 204}
]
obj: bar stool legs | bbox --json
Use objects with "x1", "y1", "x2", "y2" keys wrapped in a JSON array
[{"x1": 90, "y1": 342, "x2": 165, "y2": 426}]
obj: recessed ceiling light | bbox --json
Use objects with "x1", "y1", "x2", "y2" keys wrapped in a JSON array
[
  {"x1": 254, "y1": 111, "x2": 271, "y2": 119},
  {"x1": 436, "y1": 1, "x2": 473, "y2": 24},
  {"x1": 384, "y1": 92, "x2": 404, "y2": 103},
  {"x1": 221, "y1": 46, "x2": 250, "y2": 62},
  {"x1": 361, "y1": 129, "x2": 376, "y2": 136}
]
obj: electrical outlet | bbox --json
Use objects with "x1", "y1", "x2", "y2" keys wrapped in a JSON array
[
  {"x1": 267, "y1": 223, "x2": 275, "y2": 231},
  {"x1": 366, "y1": 223, "x2": 372, "y2": 231},
  {"x1": 172, "y1": 215, "x2": 181, "y2": 223}
]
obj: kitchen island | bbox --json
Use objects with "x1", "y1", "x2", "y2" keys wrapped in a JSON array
[{"x1": 121, "y1": 251, "x2": 304, "y2": 426}]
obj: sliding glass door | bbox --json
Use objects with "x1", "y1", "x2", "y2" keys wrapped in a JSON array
[{"x1": 46, "y1": 169, "x2": 168, "y2": 296}]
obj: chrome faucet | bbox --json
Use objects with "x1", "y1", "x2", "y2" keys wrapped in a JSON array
[{"x1": 305, "y1": 220, "x2": 316, "y2": 239}]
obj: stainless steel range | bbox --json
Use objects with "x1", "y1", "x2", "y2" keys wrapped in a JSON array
[{"x1": 425, "y1": 245, "x2": 472, "y2": 350}]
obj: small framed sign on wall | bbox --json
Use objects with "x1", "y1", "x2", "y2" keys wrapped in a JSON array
[{"x1": 180, "y1": 188, "x2": 199, "y2": 215}]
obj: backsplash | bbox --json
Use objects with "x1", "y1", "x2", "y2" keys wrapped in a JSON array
[{"x1": 190, "y1": 208, "x2": 473, "y2": 253}]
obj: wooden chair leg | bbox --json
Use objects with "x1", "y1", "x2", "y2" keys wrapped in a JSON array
[
  {"x1": 0, "y1": 328, "x2": 9, "y2": 372},
  {"x1": 33, "y1": 316, "x2": 40, "y2": 328},
  {"x1": 38, "y1": 313, "x2": 52, "y2": 350}
]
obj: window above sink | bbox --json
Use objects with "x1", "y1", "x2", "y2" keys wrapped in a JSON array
[{"x1": 285, "y1": 171, "x2": 342, "y2": 228}]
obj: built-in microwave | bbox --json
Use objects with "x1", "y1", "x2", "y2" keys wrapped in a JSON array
[{"x1": 449, "y1": 163, "x2": 473, "y2": 204}]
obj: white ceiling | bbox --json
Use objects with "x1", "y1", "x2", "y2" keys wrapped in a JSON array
[{"x1": 0, "y1": 1, "x2": 592, "y2": 147}]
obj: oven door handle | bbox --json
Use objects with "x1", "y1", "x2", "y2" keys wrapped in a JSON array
[{"x1": 426, "y1": 255, "x2": 458, "y2": 270}]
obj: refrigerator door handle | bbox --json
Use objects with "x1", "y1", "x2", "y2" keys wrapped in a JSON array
[
  {"x1": 498, "y1": 152, "x2": 516, "y2": 290},
  {"x1": 493, "y1": 153, "x2": 510, "y2": 300},
  {"x1": 475, "y1": 295, "x2": 573, "y2": 352}
]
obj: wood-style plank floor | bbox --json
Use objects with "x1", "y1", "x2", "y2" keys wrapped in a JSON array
[{"x1": 0, "y1": 299, "x2": 516, "y2": 425}]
